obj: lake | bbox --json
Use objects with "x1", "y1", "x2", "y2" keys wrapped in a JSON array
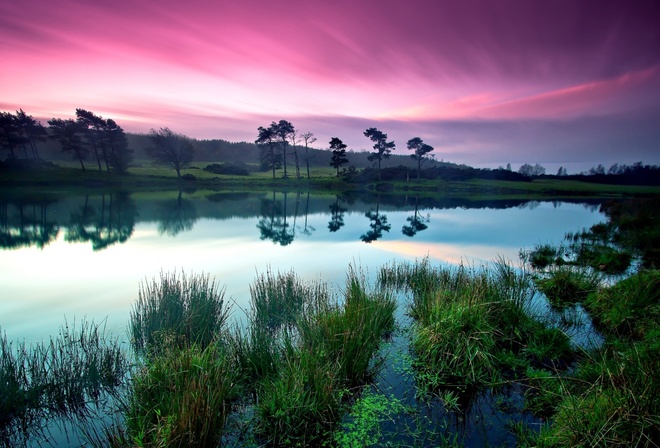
[
  {"x1": 0, "y1": 190, "x2": 607, "y2": 446},
  {"x1": 1, "y1": 190, "x2": 605, "y2": 345}
]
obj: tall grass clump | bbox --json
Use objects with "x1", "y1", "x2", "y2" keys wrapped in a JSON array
[
  {"x1": 382, "y1": 259, "x2": 574, "y2": 391},
  {"x1": 130, "y1": 270, "x2": 229, "y2": 354},
  {"x1": 232, "y1": 266, "x2": 396, "y2": 445},
  {"x1": 534, "y1": 339, "x2": 660, "y2": 447},
  {"x1": 305, "y1": 265, "x2": 396, "y2": 387},
  {"x1": 583, "y1": 270, "x2": 660, "y2": 340},
  {"x1": 535, "y1": 265, "x2": 601, "y2": 309},
  {"x1": 125, "y1": 342, "x2": 239, "y2": 448}
]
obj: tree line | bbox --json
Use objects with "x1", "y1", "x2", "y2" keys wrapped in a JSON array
[
  {"x1": 0, "y1": 109, "x2": 133, "y2": 174},
  {"x1": 254, "y1": 119, "x2": 436, "y2": 182}
]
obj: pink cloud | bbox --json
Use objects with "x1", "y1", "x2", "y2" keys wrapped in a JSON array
[{"x1": 1, "y1": 0, "x2": 659, "y2": 167}]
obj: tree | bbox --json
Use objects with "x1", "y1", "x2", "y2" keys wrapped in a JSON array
[
  {"x1": 289, "y1": 129, "x2": 301, "y2": 179},
  {"x1": 0, "y1": 111, "x2": 24, "y2": 159},
  {"x1": 256, "y1": 125, "x2": 280, "y2": 179},
  {"x1": 556, "y1": 166, "x2": 568, "y2": 176},
  {"x1": 15, "y1": 110, "x2": 47, "y2": 159},
  {"x1": 147, "y1": 128, "x2": 194, "y2": 179},
  {"x1": 273, "y1": 120, "x2": 295, "y2": 178},
  {"x1": 363, "y1": 127, "x2": 395, "y2": 181},
  {"x1": 406, "y1": 137, "x2": 434, "y2": 180},
  {"x1": 518, "y1": 163, "x2": 546, "y2": 177},
  {"x1": 329, "y1": 137, "x2": 349, "y2": 177},
  {"x1": 76, "y1": 108, "x2": 108, "y2": 172},
  {"x1": 104, "y1": 119, "x2": 132, "y2": 174},
  {"x1": 48, "y1": 118, "x2": 88, "y2": 170},
  {"x1": 301, "y1": 131, "x2": 316, "y2": 179}
]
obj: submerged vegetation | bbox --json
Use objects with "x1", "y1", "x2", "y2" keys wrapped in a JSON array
[{"x1": 1, "y1": 197, "x2": 658, "y2": 446}]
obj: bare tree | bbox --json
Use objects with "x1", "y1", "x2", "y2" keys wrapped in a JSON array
[
  {"x1": 147, "y1": 128, "x2": 194, "y2": 179},
  {"x1": 301, "y1": 131, "x2": 316, "y2": 179}
]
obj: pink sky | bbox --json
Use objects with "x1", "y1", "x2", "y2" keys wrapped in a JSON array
[{"x1": 2, "y1": 0, "x2": 659, "y2": 169}]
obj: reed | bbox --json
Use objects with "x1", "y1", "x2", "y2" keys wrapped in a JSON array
[
  {"x1": 231, "y1": 266, "x2": 396, "y2": 445},
  {"x1": 381, "y1": 259, "x2": 575, "y2": 391},
  {"x1": 535, "y1": 265, "x2": 601, "y2": 309},
  {"x1": 1, "y1": 320, "x2": 127, "y2": 443},
  {"x1": 125, "y1": 342, "x2": 239, "y2": 448},
  {"x1": 130, "y1": 270, "x2": 229, "y2": 355}
]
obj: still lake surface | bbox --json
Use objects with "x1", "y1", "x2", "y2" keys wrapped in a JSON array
[
  {"x1": 1, "y1": 190, "x2": 608, "y2": 446},
  {"x1": 1, "y1": 190, "x2": 605, "y2": 345}
]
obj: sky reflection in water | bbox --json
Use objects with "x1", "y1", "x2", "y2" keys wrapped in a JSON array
[{"x1": 0, "y1": 193, "x2": 605, "y2": 344}]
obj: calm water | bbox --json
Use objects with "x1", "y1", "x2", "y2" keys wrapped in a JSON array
[
  {"x1": 1, "y1": 190, "x2": 607, "y2": 446},
  {"x1": 1, "y1": 190, "x2": 605, "y2": 345}
]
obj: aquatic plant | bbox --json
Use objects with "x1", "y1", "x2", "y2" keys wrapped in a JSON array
[
  {"x1": 535, "y1": 265, "x2": 601, "y2": 309},
  {"x1": 125, "y1": 342, "x2": 239, "y2": 448},
  {"x1": 0, "y1": 320, "x2": 127, "y2": 444},
  {"x1": 130, "y1": 270, "x2": 229, "y2": 355}
]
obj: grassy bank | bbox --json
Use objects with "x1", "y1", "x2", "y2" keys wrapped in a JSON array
[{"x1": 3, "y1": 160, "x2": 659, "y2": 198}]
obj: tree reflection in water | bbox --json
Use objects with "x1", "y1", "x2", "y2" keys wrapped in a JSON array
[
  {"x1": 361, "y1": 195, "x2": 391, "y2": 243},
  {"x1": 65, "y1": 193, "x2": 137, "y2": 250}
]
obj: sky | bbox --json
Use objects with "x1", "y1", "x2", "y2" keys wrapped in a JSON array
[{"x1": 2, "y1": 0, "x2": 659, "y2": 171}]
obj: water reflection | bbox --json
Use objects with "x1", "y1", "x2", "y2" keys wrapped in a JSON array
[
  {"x1": 0, "y1": 191, "x2": 608, "y2": 251},
  {"x1": 157, "y1": 190, "x2": 197, "y2": 237},
  {"x1": 361, "y1": 195, "x2": 391, "y2": 243},
  {"x1": 65, "y1": 193, "x2": 137, "y2": 250},
  {"x1": 0, "y1": 198, "x2": 59, "y2": 249},
  {"x1": 328, "y1": 195, "x2": 347, "y2": 232},
  {"x1": 402, "y1": 197, "x2": 430, "y2": 237}
]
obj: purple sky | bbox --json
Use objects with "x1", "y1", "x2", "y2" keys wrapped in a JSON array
[{"x1": 2, "y1": 0, "x2": 659, "y2": 170}]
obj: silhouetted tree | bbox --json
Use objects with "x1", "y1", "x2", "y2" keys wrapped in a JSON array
[
  {"x1": 76, "y1": 109, "x2": 108, "y2": 172},
  {"x1": 289, "y1": 129, "x2": 301, "y2": 179},
  {"x1": 0, "y1": 111, "x2": 23, "y2": 159},
  {"x1": 364, "y1": 128, "x2": 395, "y2": 181},
  {"x1": 301, "y1": 131, "x2": 316, "y2": 179},
  {"x1": 256, "y1": 125, "x2": 280, "y2": 179},
  {"x1": 274, "y1": 120, "x2": 295, "y2": 178},
  {"x1": 147, "y1": 128, "x2": 194, "y2": 179},
  {"x1": 406, "y1": 137, "x2": 434, "y2": 180},
  {"x1": 518, "y1": 163, "x2": 546, "y2": 177},
  {"x1": 104, "y1": 119, "x2": 132, "y2": 174},
  {"x1": 556, "y1": 166, "x2": 568, "y2": 176},
  {"x1": 48, "y1": 118, "x2": 88, "y2": 170},
  {"x1": 15, "y1": 110, "x2": 47, "y2": 159},
  {"x1": 329, "y1": 137, "x2": 349, "y2": 177}
]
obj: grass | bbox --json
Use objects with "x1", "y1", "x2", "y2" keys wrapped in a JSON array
[
  {"x1": 228, "y1": 265, "x2": 396, "y2": 445},
  {"x1": 6, "y1": 159, "x2": 660, "y2": 199},
  {"x1": 379, "y1": 258, "x2": 575, "y2": 391},
  {"x1": 535, "y1": 265, "x2": 602, "y2": 309},
  {"x1": 125, "y1": 342, "x2": 239, "y2": 447},
  {"x1": 583, "y1": 270, "x2": 660, "y2": 340},
  {"x1": 0, "y1": 319, "x2": 127, "y2": 444},
  {"x1": 130, "y1": 270, "x2": 229, "y2": 355}
]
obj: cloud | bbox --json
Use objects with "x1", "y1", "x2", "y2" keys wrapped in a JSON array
[{"x1": 2, "y1": 0, "x2": 660, "y2": 167}]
